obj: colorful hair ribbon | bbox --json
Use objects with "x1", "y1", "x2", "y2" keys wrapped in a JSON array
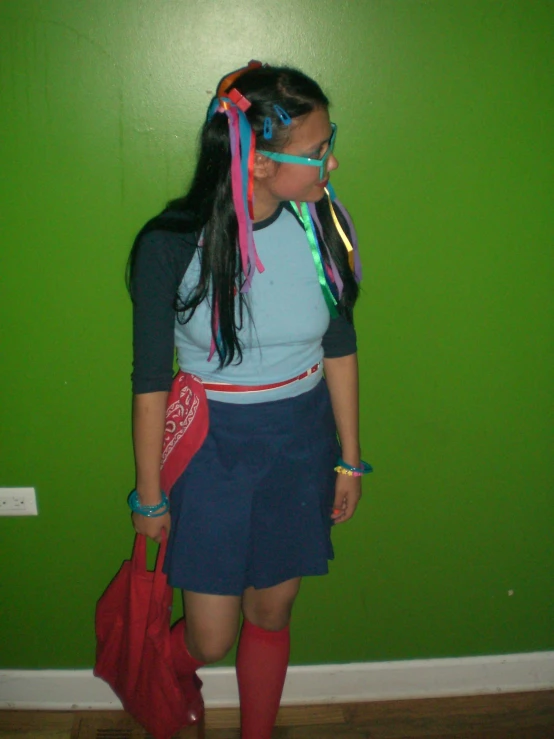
[
  {"x1": 324, "y1": 183, "x2": 363, "y2": 283},
  {"x1": 218, "y1": 61, "x2": 265, "y2": 289},
  {"x1": 290, "y1": 201, "x2": 339, "y2": 318},
  {"x1": 216, "y1": 60, "x2": 262, "y2": 108},
  {"x1": 205, "y1": 61, "x2": 265, "y2": 361},
  {"x1": 323, "y1": 186, "x2": 354, "y2": 272},
  {"x1": 301, "y1": 186, "x2": 364, "y2": 316},
  {"x1": 307, "y1": 203, "x2": 344, "y2": 299},
  {"x1": 226, "y1": 87, "x2": 251, "y2": 112}
]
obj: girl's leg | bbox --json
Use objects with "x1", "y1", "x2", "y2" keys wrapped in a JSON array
[
  {"x1": 171, "y1": 592, "x2": 241, "y2": 724},
  {"x1": 237, "y1": 578, "x2": 301, "y2": 739},
  {"x1": 178, "y1": 591, "x2": 242, "y2": 664}
]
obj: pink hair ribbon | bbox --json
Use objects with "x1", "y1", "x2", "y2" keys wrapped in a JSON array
[{"x1": 225, "y1": 106, "x2": 264, "y2": 293}]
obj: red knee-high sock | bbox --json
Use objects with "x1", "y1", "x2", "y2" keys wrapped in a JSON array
[{"x1": 236, "y1": 619, "x2": 290, "y2": 739}]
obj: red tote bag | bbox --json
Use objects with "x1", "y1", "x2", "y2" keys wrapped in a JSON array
[{"x1": 94, "y1": 533, "x2": 202, "y2": 739}]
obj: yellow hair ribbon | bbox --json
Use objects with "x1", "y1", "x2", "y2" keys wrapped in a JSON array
[{"x1": 324, "y1": 186, "x2": 354, "y2": 272}]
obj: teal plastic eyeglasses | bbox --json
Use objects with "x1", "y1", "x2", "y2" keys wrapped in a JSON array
[{"x1": 258, "y1": 123, "x2": 337, "y2": 180}]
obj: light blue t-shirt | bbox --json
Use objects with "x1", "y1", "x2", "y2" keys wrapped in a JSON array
[{"x1": 174, "y1": 205, "x2": 330, "y2": 404}]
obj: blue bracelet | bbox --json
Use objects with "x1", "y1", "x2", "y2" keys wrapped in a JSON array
[
  {"x1": 128, "y1": 490, "x2": 170, "y2": 517},
  {"x1": 336, "y1": 458, "x2": 373, "y2": 475}
]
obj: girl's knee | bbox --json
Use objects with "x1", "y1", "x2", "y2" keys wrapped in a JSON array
[
  {"x1": 242, "y1": 578, "x2": 301, "y2": 631},
  {"x1": 183, "y1": 591, "x2": 241, "y2": 663},
  {"x1": 245, "y1": 609, "x2": 291, "y2": 632},
  {"x1": 186, "y1": 628, "x2": 236, "y2": 664}
]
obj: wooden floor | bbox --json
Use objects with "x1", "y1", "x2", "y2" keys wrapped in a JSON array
[{"x1": 0, "y1": 691, "x2": 553, "y2": 738}]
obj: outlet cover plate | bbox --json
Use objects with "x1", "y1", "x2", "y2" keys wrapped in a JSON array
[{"x1": 0, "y1": 487, "x2": 38, "y2": 516}]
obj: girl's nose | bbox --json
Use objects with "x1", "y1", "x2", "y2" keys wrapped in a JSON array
[{"x1": 327, "y1": 153, "x2": 339, "y2": 173}]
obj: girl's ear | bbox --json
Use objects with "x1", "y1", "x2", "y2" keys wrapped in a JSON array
[{"x1": 253, "y1": 152, "x2": 276, "y2": 180}]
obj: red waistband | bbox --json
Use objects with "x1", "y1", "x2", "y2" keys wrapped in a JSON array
[{"x1": 202, "y1": 362, "x2": 321, "y2": 394}]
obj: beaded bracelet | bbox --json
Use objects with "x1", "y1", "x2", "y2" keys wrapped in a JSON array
[
  {"x1": 334, "y1": 459, "x2": 373, "y2": 477},
  {"x1": 128, "y1": 490, "x2": 170, "y2": 517}
]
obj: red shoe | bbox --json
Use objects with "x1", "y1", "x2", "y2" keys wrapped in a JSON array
[
  {"x1": 180, "y1": 673, "x2": 204, "y2": 724},
  {"x1": 171, "y1": 619, "x2": 205, "y2": 725}
]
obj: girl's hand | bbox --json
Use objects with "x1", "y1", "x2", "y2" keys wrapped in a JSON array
[
  {"x1": 131, "y1": 511, "x2": 171, "y2": 543},
  {"x1": 331, "y1": 473, "x2": 362, "y2": 524}
]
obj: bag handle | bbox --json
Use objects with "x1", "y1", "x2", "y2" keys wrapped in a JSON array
[
  {"x1": 131, "y1": 530, "x2": 169, "y2": 578},
  {"x1": 130, "y1": 531, "x2": 172, "y2": 604}
]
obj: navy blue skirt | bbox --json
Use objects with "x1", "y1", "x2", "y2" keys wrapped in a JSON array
[{"x1": 163, "y1": 379, "x2": 340, "y2": 595}]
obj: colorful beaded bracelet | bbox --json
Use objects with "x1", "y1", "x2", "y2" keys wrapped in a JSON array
[
  {"x1": 334, "y1": 459, "x2": 373, "y2": 477},
  {"x1": 128, "y1": 490, "x2": 170, "y2": 517}
]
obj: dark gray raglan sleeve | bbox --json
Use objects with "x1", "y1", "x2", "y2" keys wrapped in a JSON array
[
  {"x1": 131, "y1": 229, "x2": 197, "y2": 394},
  {"x1": 322, "y1": 314, "x2": 358, "y2": 358}
]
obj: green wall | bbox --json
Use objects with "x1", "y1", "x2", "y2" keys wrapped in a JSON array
[{"x1": 1, "y1": 1, "x2": 553, "y2": 669}]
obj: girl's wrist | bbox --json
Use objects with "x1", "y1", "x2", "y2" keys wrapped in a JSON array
[
  {"x1": 339, "y1": 446, "x2": 361, "y2": 467},
  {"x1": 135, "y1": 485, "x2": 164, "y2": 507},
  {"x1": 334, "y1": 458, "x2": 373, "y2": 477},
  {"x1": 128, "y1": 490, "x2": 169, "y2": 517}
]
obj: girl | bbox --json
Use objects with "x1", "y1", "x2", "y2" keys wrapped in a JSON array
[{"x1": 128, "y1": 61, "x2": 369, "y2": 738}]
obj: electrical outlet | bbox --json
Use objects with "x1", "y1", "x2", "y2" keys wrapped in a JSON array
[{"x1": 0, "y1": 487, "x2": 38, "y2": 516}]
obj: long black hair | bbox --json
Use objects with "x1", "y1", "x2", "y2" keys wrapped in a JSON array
[{"x1": 129, "y1": 65, "x2": 359, "y2": 367}]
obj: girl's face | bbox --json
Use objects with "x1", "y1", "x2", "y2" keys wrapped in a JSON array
[{"x1": 253, "y1": 107, "x2": 339, "y2": 218}]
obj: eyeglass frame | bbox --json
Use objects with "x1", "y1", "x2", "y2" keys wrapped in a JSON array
[{"x1": 257, "y1": 123, "x2": 337, "y2": 180}]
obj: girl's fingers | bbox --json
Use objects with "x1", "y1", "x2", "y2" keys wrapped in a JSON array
[{"x1": 331, "y1": 481, "x2": 362, "y2": 523}]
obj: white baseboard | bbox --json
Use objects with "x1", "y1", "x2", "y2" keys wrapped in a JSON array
[{"x1": 1, "y1": 652, "x2": 553, "y2": 710}]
